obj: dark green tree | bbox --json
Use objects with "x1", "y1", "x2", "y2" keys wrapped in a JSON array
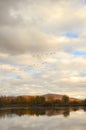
[{"x1": 62, "y1": 95, "x2": 69, "y2": 105}]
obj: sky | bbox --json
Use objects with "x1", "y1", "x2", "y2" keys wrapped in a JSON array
[{"x1": 0, "y1": 0, "x2": 86, "y2": 99}]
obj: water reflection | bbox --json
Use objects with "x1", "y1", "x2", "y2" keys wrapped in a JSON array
[
  {"x1": 0, "y1": 107, "x2": 86, "y2": 130},
  {"x1": 0, "y1": 107, "x2": 85, "y2": 118}
]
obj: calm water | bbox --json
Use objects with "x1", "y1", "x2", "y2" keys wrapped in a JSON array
[{"x1": 0, "y1": 107, "x2": 86, "y2": 130}]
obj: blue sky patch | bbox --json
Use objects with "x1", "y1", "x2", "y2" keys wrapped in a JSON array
[
  {"x1": 74, "y1": 51, "x2": 86, "y2": 57},
  {"x1": 65, "y1": 32, "x2": 79, "y2": 38}
]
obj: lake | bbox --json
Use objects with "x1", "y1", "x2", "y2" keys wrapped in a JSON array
[{"x1": 0, "y1": 107, "x2": 86, "y2": 130}]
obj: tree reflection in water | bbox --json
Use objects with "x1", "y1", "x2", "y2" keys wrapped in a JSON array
[{"x1": 0, "y1": 107, "x2": 85, "y2": 119}]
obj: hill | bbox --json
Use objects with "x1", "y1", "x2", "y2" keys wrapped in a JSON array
[{"x1": 42, "y1": 93, "x2": 82, "y2": 102}]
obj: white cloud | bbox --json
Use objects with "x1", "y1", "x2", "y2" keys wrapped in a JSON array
[{"x1": 0, "y1": 0, "x2": 86, "y2": 98}]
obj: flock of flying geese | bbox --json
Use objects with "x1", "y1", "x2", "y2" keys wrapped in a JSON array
[{"x1": 30, "y1": 50, "x2": 57, "y2": 69}]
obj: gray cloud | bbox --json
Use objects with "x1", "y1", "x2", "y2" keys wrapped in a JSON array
[{"x1": 0, "y1": 0, "x2": 86, "y2": 55}]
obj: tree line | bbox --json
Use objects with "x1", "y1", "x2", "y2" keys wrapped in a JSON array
[{"x1": 0, "y1": 95, "x2": 86, "y2": 107}]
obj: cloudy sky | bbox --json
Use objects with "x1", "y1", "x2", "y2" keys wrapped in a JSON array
[{"x1": 0, "y1": 0, "x2": 86, "y2": 98}]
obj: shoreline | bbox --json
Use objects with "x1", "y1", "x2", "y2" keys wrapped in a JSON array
[{"x1": 0, "y1": 106, "x2": 86, "y2": 110}]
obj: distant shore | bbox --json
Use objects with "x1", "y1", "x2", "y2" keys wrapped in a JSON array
[{"x1": 0, "y1": 94, "x2": 86, "y2": 108}]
